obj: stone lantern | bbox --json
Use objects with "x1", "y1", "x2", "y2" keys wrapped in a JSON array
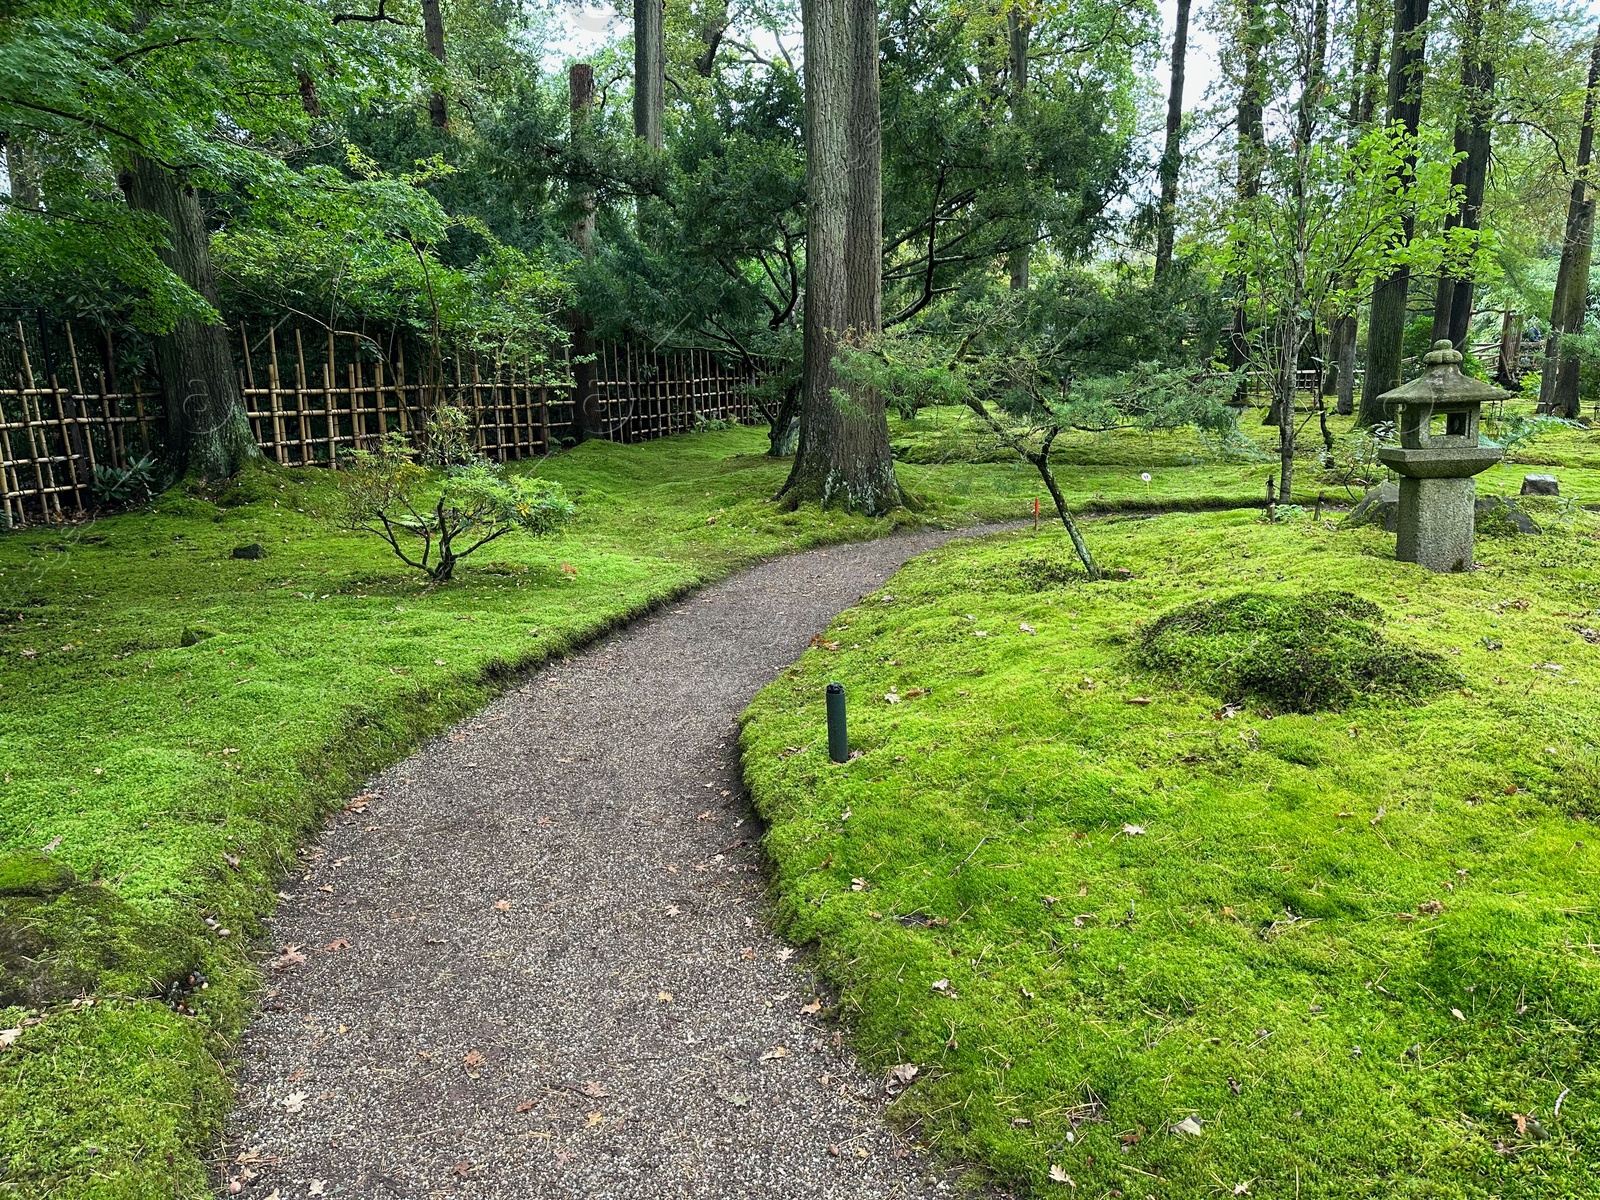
[{"x1": 1376, "y1": 339, "x2": 1505, "y2": 572}]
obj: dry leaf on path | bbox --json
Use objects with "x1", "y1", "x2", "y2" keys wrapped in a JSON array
[
  {"x1": 658, "y1": 991, "x2": 673, "y2": 1003},
  {"x1": 800, "y1": 998, "x2": 822, "y2": 1015},
  {"x1": 462, "y1": 1050, "x2": 486, "y2": 1069},
  {"x1": 321, "y1": 938, "x2": 350, "y2": 953},
  {"x1": 307, "y1": 1183, "x2": 326, "y2": 1198},
  {"x1": 281, "y1": 1092, "x2": 307, "y2": 1114},
  {"x1": 493, "y1": 900, "x2": 512, "y2": 911},
  {"x1": 759, "y1": 1046, "x2": 791, "y2": 1062},
  {"x1": 582, "y1": 1080, "x2": 610, "y2": 1098}
]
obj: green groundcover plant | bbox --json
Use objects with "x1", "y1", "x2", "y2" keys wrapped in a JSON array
[{"x1": 741, "y1": 511, "x2": 1600, "y2": 1198}]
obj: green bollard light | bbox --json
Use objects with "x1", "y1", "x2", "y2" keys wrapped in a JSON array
[{"x1": 826, "y1": 682, "x2": 849, "y2": 763}]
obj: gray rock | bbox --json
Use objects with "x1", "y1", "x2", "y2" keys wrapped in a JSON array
[
  {"x1": 232, "y1": 542, "x2": 266, "y2": 560},
  {"x1": 1521, "y1": 473, "x2": 1560, "y2": 496},
  {"x1": 1345, "y1": 482, "x2": 1399, "y2": 532},
  {"x1": 1474, "y1": 495, "x2": 1541, "y2": 536}
]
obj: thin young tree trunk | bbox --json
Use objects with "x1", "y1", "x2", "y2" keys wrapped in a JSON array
[
  {"x1": 1154, "y1": 0, "x2": 1192, "y2": 280},
  {"x1": 782, "y1": 0, "x2": 900, "y2": 512},
  {"x1": 1227, "y1": 0, "x2": 1267, "y2": 399},
  {"x1": 1007, "y1": 5, "x2": 1031, "y2": 291},
  {"x1": 422, "y1": 0, "x2": 448, "y2": 128},
  {"x1": 634, "y1": 0, "x2": 665, "y2": 149},
  {"x1": 1359, "y1": 0, "x2": 1431, "y2": 425},
  {"x1": 569, "y1": 64, "x2": 597, "y2": 443},
  {"x1": 1431, "y1": 0, "x2": 1498, "y2": 349},
  {"x1": 120, "y1": 155, "x2": 258, "y2": 479},
  {"x1": 1542, "y1": 34, "x2": 1600, "y2": 418},
  {"x1": 1327, "y1": 0, "x2": 1382, "y2": 416}
]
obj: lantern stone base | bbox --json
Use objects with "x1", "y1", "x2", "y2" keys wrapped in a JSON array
[{"x1": 1395, "y1": 476, "x2": 1476, "y2": 572}]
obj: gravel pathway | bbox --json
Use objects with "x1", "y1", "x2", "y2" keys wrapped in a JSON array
[{"x1": 223, "y1": 527, "x2": 1006, "y2": 1200}]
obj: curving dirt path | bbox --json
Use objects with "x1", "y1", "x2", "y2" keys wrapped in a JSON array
[{"x1": 223, "y1": 526, "x2": 1008, "y2": 1200}]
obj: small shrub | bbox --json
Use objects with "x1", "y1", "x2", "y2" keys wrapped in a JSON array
[
  {"x1": 1135, "y1": 590, "x2": 1459, "y2": 713},
  {"x1": 91, "y1": 453, "x2": 160, "y2": 507},
  {"x1": 336, "y1": 426, "x2": 574, "y2": 582}
]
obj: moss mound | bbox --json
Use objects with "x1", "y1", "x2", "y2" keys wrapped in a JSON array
[
  {"x1": 0, "y1": 853, "x2": 201, "y2": 1008},
  {"x1": 1135, "y1": 589, "x2": 1459, "y2": 712}
]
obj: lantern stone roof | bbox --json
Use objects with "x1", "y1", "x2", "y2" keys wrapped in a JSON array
[{"x1": 1379, "y1": 340, "x2": 1508, "y2": 409}]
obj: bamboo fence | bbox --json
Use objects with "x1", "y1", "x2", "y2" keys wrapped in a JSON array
[{"x1": 0, "y1": 319, "x2": 758, "y2": 527}]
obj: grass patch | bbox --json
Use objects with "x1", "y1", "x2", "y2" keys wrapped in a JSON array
[{"x1": 740, "y1": 510, "x2": 1600, "y2": 1198}]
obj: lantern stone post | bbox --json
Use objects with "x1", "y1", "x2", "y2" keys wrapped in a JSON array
[{"x1": 1376, "y1": 340, "x2": 1505, "y2": 572}]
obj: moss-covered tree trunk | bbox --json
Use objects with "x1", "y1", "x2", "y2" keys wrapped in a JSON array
[
  {"x1": 781, "y1": 0, "x2": 900, "y2": 513},
  {"x1": 1358, "y1": 0, "x2": 1431, "y2": 425},
  {"x1": 120, "y1": 155, "x2": 257, "y2": 480}
]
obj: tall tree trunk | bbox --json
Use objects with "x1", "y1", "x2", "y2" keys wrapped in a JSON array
[
  {"x1": 1327, "y1": 0, "x2": 1382, "y2": 416},
  {"x1": 1227, "y1": 0, "x2": 1267, "y2": 399},
  {"x1": 1007, "y1": 5, "x2": 1031, "y2": 291},
  {"x1": 1153, "y1": 0, "x2": 1192, "y2": 280},
  {"x1": 1542, "y1": 34, "x2": 1600, "y2": 418},
  {"x1": 120, "y1": 155, "x2": 257, "y2": 479},
  {"x1": 569, "y1": 64, "x2": 597, "y2": 443},
  {"x1": 634, "y1": 0, "x2": 666, "y2": 148},
  {"x1": 1431, "y1": 0, "x2": 1498, "y2": 349},
  {"x1": 1332, "y1": 314, "x2": 1358, "y2": 414},
  {"x1": 421, "y1": 0, "x2": 448, "y2": 128},
  {"x1": 1359, "y1": 0, "x2": 1431, "y2": 425},
  {"x1": 1495, "y1": 309, "x2": 1522, "y2": 387},
  {"x1": 781, "y1": 0, "x2": 899, "y2": 512}
]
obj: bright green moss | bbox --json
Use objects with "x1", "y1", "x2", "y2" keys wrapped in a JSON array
[
  {"x1": 1136, "y1": 590, "x2": 1460, "y2": 712},
  {"x1": 741, "y1": 511, "x2": 1600, "y2": 1198}
]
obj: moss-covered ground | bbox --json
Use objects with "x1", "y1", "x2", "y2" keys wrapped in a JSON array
[
  {"x1": 6, "y1": 405, "x2": 1600, "y2": 1197},
  {"x1": 890, "y1": 400, "x2": 1600, "y2": 509},
  {"x1": 740, "y1": 509, "x2": 1600, "y2": 1198}
]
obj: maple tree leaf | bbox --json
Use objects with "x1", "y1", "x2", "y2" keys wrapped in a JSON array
[{"x1": 321, "y1": 938, "x2": 351, "y2": 953}]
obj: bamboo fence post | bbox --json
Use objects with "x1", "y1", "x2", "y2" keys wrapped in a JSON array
[
  {"x1": 267, "y1": 327, "x2": 286, "y2": 462},
  {"x1": 395, "y1": 338, "x2": 411, "y2": 434},
  {"x1": 325, "y1": 328, "x2": 338, "y2": 466},
  {"x1": 0, "y1": 386, "x2": 18, "y2": 528},
  {"x1": 62, "y1": 322, "x2": 95, "y2": 496},
  {"x1": 16, "y1": 324, "x2": 60, "y2": 519},
  {"x1": 239, "y1": 321, "x2": 262, "y2": 447},
  {"x1": 293, "y1": 328, "x2": 311, "y2": 465}
]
